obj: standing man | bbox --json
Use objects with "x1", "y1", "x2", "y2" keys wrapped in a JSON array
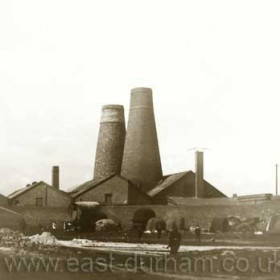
[
  {"x1": 195, "y1": 224, "x2": 201, "y2": 244},
  {"x1": 168, "y1": 224, "x2": 182, "y2": 255},
  {"x1": 155, "y1": 221, "x2": 163, "y2": 239}
]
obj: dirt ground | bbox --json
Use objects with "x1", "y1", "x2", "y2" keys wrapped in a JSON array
[{"x1": 1, "y1": 229, "x2": 280, "y2": 279}]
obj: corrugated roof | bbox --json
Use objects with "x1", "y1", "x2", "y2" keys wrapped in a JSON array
[{"x1": 147, "y1": 171, "x2": 190, "y2": 197}]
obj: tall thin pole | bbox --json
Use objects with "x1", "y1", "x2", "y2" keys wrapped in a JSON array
[{"x1": 276, "y1": 164, "x2": 278, "y2": 196}]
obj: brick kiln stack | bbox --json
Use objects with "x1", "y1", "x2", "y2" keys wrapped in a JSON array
[
  {"x1": 94, "y1": 105, "x2": 126, "y2": 179},
  {"x1": 121, "y1": 87, "x2": 163, "y2": 192}
]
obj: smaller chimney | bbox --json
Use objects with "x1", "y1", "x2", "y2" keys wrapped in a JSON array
[
  {"x1": 52, "y1": 166, "x2": 59, "y2": 189},
  {"x1": 195, "y1": 151, "x2": 204, "y2": 198}
]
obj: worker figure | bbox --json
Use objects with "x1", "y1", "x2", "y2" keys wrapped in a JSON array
[
  {"x1": 155, "y1": 222, "x2": 163, "y2": 239},
  {"x1": 195, "y1": 224, "x2": 201, "y2": 244},
  {"x1": 167, "y1": 224, "x2": 182, "y2": 255}
]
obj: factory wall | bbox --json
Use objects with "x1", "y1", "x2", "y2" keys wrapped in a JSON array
[
  {"x1": 128, "y1": 184, "x2": 152, "y2": 205},
  {"x1": 73, "y1": 175, "x2": 152, "y2": 205},
  {"x1": 74, "y1": 176, "x2": 129, "y2": 205},
  {"x1": 45, "y1": 187, "x2": 72, "y2": 207},
  {"x1": 99, "y1": 199, "x2": 280, "y2": 230},
  {"x1": 10, "y1": 206, "x2": 71, "y2": 229},
  {"x1": 10, "y1": 182, "x2": 71, "y2": 207},
  {"x1": 6, "y1": 197, "x2": 280, "y2": 231}
]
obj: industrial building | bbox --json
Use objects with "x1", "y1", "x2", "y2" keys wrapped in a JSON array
[
  {"x1": 5, "y1": 86, "x2": 280, "y2": 232},
  {"x1": 9, "y1": 167, "x2": 72, "y2": 208},
  {"x1": 4, "y1": 87, "x2": 227, "y2": 230},
  {"x1": 70, "y1": 87, "x2": 226, "y2": 208},
  {"x1": 69, "y1": 173, "x2": 151, "y2": 205}
]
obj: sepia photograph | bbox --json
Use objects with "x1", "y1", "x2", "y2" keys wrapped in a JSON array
[{"x1": 1, "y1": 1, "x2": 280, "y2": 279}]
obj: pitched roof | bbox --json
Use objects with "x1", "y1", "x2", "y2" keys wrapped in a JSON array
[
  {"x1": 8, "y1": 181, "x2": 70, "y2": 200},
  {"x1": 204, "y1": 180, "x2": 226, "y2": 198},
  {"x1": 147, "y1": 171, "x2": 190, "y2": 197},
  {"x1": 68, "y1": 173, "x2": 117, "y2": 194},
  {"x1": 8, "y1": 181, "x2": 43, "y2": 200},
  {"x1": 147, "y1": 170, "x2": 227, "y2": 198},
  {"x1": 71, "y1": 173, "x2": 118, "y2": 199}
]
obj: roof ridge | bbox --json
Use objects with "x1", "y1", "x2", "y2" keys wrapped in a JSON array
[
  {"x1": 72, "y1": 173, "x2": 117, "y2": 198},
  {"x1": 8, "y1": 180, "x2": 68, "y2": 200}
]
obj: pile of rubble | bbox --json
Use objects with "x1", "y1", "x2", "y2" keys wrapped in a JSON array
[
  {"x1": 0, "y1": 228, "x2": 26, "y2": 248},
  {"x1": 29, "y1": 232, "x2": 58, "y2": 246},
  {"x1": 0, "y1": 228, "x2": 59, "y2": 249}
]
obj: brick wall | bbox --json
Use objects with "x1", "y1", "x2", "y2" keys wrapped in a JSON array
[
  {"x1": 128, "y1": 183, "x2": 152, "y2": 205},
  {"x1": 10, "y1": 206, "x2": 71, "y2": 228},
  {"x1": 99, "y1": 199, "x2": 280, "y2": 230},
  {"x1": 6, "y1": 197, "x2": 280, "y2": 232},
  {"x1": 75, "y1": 176, "x2": 129, "y2": 205}
]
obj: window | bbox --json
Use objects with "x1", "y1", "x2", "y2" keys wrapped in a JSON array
[
  {"x1": 104, "y1": 193, "x2": 112, "y2": 205},
  {"x1": 35, "y1": 197, "x2": 43, "y2": 207}
]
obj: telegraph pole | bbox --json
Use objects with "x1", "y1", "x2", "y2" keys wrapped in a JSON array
[{"x1": 276, "y1": 164, "x2": 278, "y2": 196}]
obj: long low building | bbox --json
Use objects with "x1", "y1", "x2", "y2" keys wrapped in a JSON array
[
  {"x1": 69, "y1": 173, "x2": 151, "y2": 205},
  {"x1": 69, "y1": 170, "x2": 226, "y2": 205},
  {"x1": 9, "y1": 181, "x2": 72, "y2": 208}
]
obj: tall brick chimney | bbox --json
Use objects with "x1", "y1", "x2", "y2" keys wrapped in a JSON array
[
  {"x1": 121, "y1": 87, "x2": 162, "y2": 191},
  {"x1": 52, "y1": 166, "x2": 59, "y2": 189},
  {"x1": 195, "y1": 151, "x2": 204, "y2": 198},
  {"x1": 94, "y1": 105, "x2": 126, "y2": 179}
]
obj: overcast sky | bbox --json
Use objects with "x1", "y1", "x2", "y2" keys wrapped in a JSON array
[{"x1": 1, "y1": 0, "x2": 280, "y2": 197}]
